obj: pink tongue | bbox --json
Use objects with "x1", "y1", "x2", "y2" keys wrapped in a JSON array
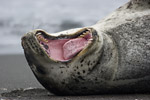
[
  {"x1": 46, "y1": 38, "x2": 88, "y2": 61},
  {"x1": 63, "y1": 38, "x2": 88, "y2": 60},
  {"x1": 47, "y1": 39, "x2": 69, "y2": 61}
]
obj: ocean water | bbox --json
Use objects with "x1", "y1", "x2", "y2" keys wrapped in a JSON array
[{"x1": 0, "y1": 0, "x2": 128, "y2": 54}]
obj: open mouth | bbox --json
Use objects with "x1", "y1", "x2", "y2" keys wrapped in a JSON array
[{"x1": 35, "y1": 28, "x2": 93, "y2": 61}]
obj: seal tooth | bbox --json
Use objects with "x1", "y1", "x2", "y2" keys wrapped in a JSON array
[
  {"x1": 78, "y1": 32, "x2": 88, "y2": 38},
  {"x1": 78, "y1": 30, "x2": 91, "y2": 38},
  {"x1": 36, "y1": 35, "x2": 48, "y2": 43},
  {"x1": 78, "y1": 34, "x2": 85, "y2": 38},
  {"x1": 36, "y1": 32, "x2": 42, "y2": 36},
  {"x1": 86, "y1": 30, "x2": 90, "y2": 34},
  {"x1": 44, "y1": 39, "x2": 48, "y2": 43},
  {"x1": 83, "y1": 32, "x2": 86, "y2": 35}
]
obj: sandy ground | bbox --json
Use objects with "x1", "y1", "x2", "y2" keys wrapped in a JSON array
[{"x1": 0, "y1": 54, "x2": 150, "y2": 100}]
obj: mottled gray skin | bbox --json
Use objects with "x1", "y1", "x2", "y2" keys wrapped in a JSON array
[{"x1": 21, "y1": 0, "x2": 150, "y2": 95}]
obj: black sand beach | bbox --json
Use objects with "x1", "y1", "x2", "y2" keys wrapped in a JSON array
[
  {"x1": 0, "y1": 55, "x2": 150, "y2": 100},
  {"x1": 0, "y1": 54, "x2": 42, "y2": 93}
]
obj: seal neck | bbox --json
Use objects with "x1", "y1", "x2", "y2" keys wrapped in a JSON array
[
  {"x1": 131, "y1": 0, "x2": 150, "y2": 3},
  {"x1": 125, "y1": 0, "x2": 150, "y2": 10}
]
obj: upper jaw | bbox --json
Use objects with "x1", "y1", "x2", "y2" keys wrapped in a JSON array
[{"x1": 22, "y1": 27, "x2": 99, "y2": 63}]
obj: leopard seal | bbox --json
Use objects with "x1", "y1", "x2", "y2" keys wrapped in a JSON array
[{"x1": 21, "y1": 0, "x2": 150, "y2": 95}]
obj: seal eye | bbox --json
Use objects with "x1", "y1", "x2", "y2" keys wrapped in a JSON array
[{"x1": 36, "y1": 29, "x2": 93, "y2": 61}]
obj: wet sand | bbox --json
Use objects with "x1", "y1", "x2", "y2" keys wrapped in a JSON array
[{"x1": 0, "y1": 54, "x2": 150, "y2": 100}]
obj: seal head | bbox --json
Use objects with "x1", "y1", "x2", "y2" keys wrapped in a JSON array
[{"x1": 21, "y1": 27, "x2": 103, "y2": 95}]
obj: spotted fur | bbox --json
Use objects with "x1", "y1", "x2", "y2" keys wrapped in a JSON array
[{"x1": 22, "y1": 0, "x2": 150, "y2": 95}]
